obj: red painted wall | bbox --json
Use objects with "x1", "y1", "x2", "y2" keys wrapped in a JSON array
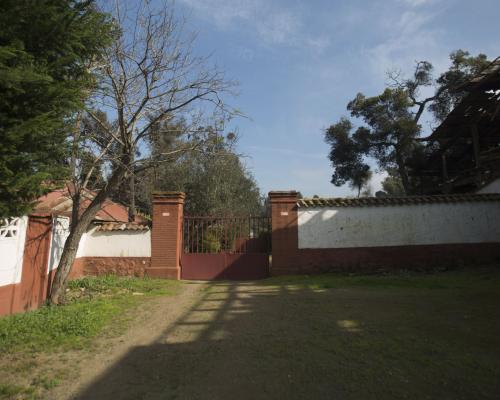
[
  {"x1": 70, "y1": 257, "x2": 151, "y2": 278},
  {"x1": 0, "y1": 215, "x2": 52, "y2": 316}
]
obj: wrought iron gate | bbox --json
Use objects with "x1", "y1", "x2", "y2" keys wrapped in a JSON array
[{"x1": 181, "y1": 216, "x2": 271, "y2": 280}]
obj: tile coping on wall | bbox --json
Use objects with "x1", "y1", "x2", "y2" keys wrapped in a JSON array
[
  {"x1": 297, "y1": 193, "x2": 500, "y2": 208},
  {"x1": 94, "y1": 222, "x2": 150, "y2": 232}
]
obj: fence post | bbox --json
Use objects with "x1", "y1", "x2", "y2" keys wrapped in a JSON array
[
  {"x1": 269, "y1": 191, "x2": 299, "y2": 275},
  {"x1": 148, "y1": 191, "x2": 185, "y2": 279}
]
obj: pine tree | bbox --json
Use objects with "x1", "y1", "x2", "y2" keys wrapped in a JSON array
[{"x1": 0, "y1": 0, "x2": 111, "y2": 217}]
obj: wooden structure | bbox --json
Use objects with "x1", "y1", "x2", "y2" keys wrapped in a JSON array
[{"x1": 417, "y1": 57, "x2": 500, "y2": 193}]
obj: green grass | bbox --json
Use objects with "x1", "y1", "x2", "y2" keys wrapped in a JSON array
[
  {"x1": 0, "y1": 377, "x2": 61, "y2": 400},
  {"x1": 67, "y1": 274, "x2": 179, "y2": 295},
  {"x1": 264, "y1": 266, "x2": 500, "y2": 291},
  {"x1": 0, "y1": 275, "x2": 180, "y2": 353},
  {"x1": 0, "y1": 383, "x2": 35, "y2": 400},
  {"x1": 258, "y1": 267, "x2": 500, "y2": 399}
]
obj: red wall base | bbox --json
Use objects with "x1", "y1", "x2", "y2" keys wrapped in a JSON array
[
  {"x1": 0, "y1": 215, "x2": 53, "y2": 316},
  {"x1": 272, "y1": 242, "x2": 500, "y2": 275},
  {"x1": 70, "y1": 257, "x2": 151, "y2": 279},
  {"x1": 0, "y1": 283, "x2": 19, "y2": 316}
]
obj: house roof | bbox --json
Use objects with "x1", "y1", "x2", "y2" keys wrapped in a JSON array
[
  {"x1": 297, "y1": 193, "x2": 500, "y2": 208},
  {"x1": 33, "y1": 187, "x2": 131, "y2": 222}
]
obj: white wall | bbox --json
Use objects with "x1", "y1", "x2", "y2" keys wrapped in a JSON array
[
  {"x1": 0, "y1": 216, "x2": 150, "y2": 287},
  {"x1": 76, "y1": 227, "x2": 151, "y2": 257},
  {"x1": 0, "y1": 217, "x2": 28, "y2": 286},
  {"x1": 477, "y1": 178, "x2": 500, "y2": 194},
  {"x1": 48, "y1": 216, "x2": 70, "y2": 272},
  {"x1": 298, "y1": 202, "x2": 500, "y2": 249}
]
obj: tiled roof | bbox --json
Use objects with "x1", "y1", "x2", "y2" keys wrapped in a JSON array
[
  {"x1": 94, "y1": 222, "x2": 150, "y2": 232},
  {"x1": 297, "y1": 193, "x2": 500, "y2": 208},
  {"x1": 34, "y1": 188, "x2": 130, "y2": 222}
]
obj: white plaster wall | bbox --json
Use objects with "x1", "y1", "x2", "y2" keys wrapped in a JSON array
[
  {"x1": 48, "y1": 216, "x2": 70, "y2": 272},
  {"x1": 0, "y1": 217, "x2": 28, "y2": 286},
  {"x1": 77, "y1": 227, "x2": 151, "y2": 257},
  {"x1": 75, "y1": 231, "x2": 87, "y2": 258},
  {"x1": 298, "y1": 202, "x2": 500, "y2": 249},
  {"x1": 477, "y1": 178, "x2": 500, "y2": 194}
]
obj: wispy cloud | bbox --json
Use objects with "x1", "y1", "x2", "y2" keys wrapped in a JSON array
[
  {"x1": 178, "y1": 0, "x2": 329, "y2": 51},
  {"x1": 366, "y1": 1, "x2": 449, "y2": 79},
  {"x1": 400, "y1": 0, "x2": 437, "y2": 7}
]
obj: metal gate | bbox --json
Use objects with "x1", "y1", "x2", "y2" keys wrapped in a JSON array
[{"x1": 181, "y1": 216, "x2": 271, "y2": 280}]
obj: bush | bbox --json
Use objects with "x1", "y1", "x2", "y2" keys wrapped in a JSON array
[{"x1": 203, "y1": 230, "x2": 222, "y2": 253}]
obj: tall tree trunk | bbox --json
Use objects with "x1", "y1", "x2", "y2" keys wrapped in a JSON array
[
  {"x1": 48, "y1": 167, "x2": 127, "y2": 304},
  {"x1": 128, "y1": 173, "x2": 135, "y2": 222},
  {"x1": 128, "y1": 149, "x2": 135, "y2": 222}
]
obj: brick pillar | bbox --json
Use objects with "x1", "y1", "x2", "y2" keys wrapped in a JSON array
[
  {"x1": 148, "y1": 191, "x2": 185, "y2": 279},
  {"x1": 269, "y1": 191, "x2": 299, "y2": 275}
]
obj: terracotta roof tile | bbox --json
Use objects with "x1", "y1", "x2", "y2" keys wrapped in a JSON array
[
  {"x1": 34, "y1": 188, "x2": 130, "y2": 222},
  {"x1": 297, "y1": 193, "x2": 500, "y2": 208},
  {"x1": 94, "y1": 222, "x2": 150, "y2": 232}
]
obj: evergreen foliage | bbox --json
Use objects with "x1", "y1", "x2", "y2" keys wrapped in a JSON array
[
  {"x1": 324, "y1": 51, "x2": 490, "y2": 196},
  {"x1": 0, "y1": 0, "x2": 111, "y2": 217},
  {"x1": 133, "y1": 119, "x2": 263, "y2": 216}
]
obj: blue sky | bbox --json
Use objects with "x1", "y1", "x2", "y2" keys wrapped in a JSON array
[{"x1": 176, "y1": 0, "x2": 499, "y2": 197}]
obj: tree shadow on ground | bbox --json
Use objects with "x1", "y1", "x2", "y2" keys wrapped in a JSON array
[
  {"x1": 72, "y1": 281, "x2": 361, "y2": 400},
  {"x1": 73, "y1": 279, "x2": 500, "y2": 400}
]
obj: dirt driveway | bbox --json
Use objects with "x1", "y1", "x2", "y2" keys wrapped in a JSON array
[
  {"x1": 56, "y1": 281, "x2": 349, "y2": 400},
  {"x1": 52, "y1": 276, "x2": 500, "y2": 400}
]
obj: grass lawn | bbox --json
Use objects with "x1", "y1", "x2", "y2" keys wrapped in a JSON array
[
  {"x1": 257, "y1": 268, "x2": 500, "y2": 399},
  {"x1": 0, "y1": 275, "x2": 180, "y2": 399},
  {"x1": 70, "y1": 267, "x2": 500, "y2": 400},
  {"x1": 1, "y1": 268, "x2": 499, "y2": 399}
]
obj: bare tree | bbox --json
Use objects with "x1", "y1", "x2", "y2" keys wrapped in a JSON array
[{"x1": 49, "y1": 0, "x2": 236, "y2": 304}]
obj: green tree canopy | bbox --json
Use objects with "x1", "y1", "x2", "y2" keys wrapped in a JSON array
[
  {"x1": 324, "y1": 50, "x2": 491, "y2": 196},
  {"x1": 324, "y1": 118, "x2": 372, "y2": 196},
  {"x1": 134, "y1": 120, "x2": 263, "y2": 216},
  {"x1": 0, "y1": 0, "x2": 111, "y2": 217}
]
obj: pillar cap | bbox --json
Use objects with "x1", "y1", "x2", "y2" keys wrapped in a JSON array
[
  {"x1": 269, "y1": 191, "x2": 298, "y2": 203},
  {"x1": 152, "y1": 191, "x2": 185, "y2": 204}
]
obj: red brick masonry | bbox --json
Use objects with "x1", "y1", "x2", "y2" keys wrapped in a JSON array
[
  {"x1": 71, "y1": 257, "x2": 151, "y2": 278},
  {"x1": 148, "y1": 192, "x2": 185, "y2": 279}
]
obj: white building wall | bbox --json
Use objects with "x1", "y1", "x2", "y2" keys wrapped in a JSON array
[
  {"x1": 48, "y1": 216, "x2": 70, "y2": 272},
  {"x1": 0, "y1": 217, "x2": 28, "y2": 286},
  {"x1": 77, "y1": 227, "x2": 151, "y2": 257},
  {"x1": 298, "y1": 202, "x2": 500, "y2": 249}
]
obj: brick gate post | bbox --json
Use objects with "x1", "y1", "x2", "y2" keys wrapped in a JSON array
[
  {"x1": 269, "y1": 191, "x2": 299, "y2": 275},
  {"x1": 147, "y1": 191, "x2": 185, "y2": 279}
]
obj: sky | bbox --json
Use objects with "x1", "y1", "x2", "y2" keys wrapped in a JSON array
[{"x1": 174, "y1": 0, "x2": 500, "y2": 197}]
